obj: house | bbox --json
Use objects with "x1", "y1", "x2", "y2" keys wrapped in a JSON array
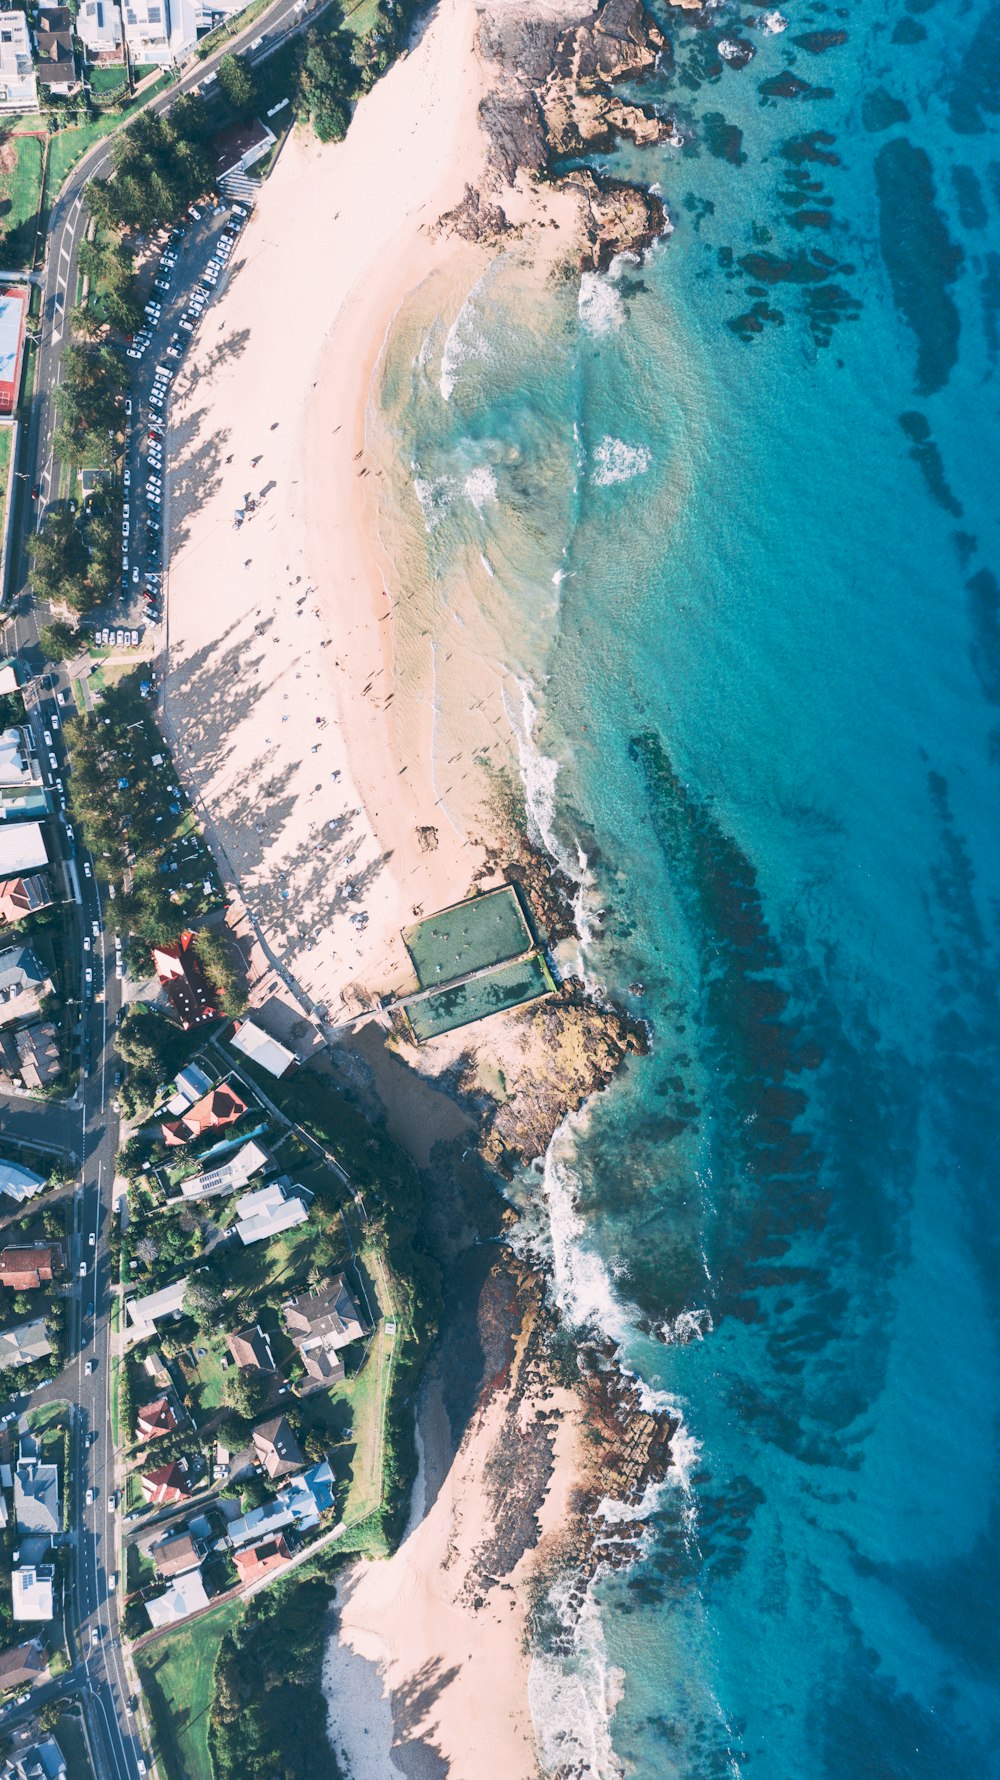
[
  {"x1": 227, "y1": 1499, "x2": 296, "y2": 1550},
  {"x1": 144, "y1": 1565, "x2": 209, "y2": 1629},
  {"x1": 0, "y1": 1638, "x2": 47, "y2": 1692},
  {"x1": 124, "y1": 1277, "x2": 189, "y2": 1344},
  {"x1": 150, "y1": 1530, "x2": 203, "y2": 1577},
  {"x1": 0, "y1": 1022, "x2": 61, "y2": 1093},
  {"x1": 0, "y1": 827, "x2": 47, "y2": 876},
  {"x1": 0, "y1": 1319, "x2": 51, "y2": 1370},
  {"x1": 211, "y1": 118, "x2": 276, "y2": 184},
  {"x1": 162, "y1": 1083, "x2": 247, "y2": 1148},
  {"x1": 0, "y1": 660, "x2": 21, "y2": 696},
  {"x1": 233, "y1": 1533, "x2": 290, "y2": 1586},
  {"x1": 136, "y1": 1398, "x2": 178, "y2": 1442},
  {"x1": 0, "y1": 1735, "x2": 66, "y2": 1780},
  {"x1": 35, "y1": 28, "x2": 77, "y2": 94},
  {"x1": 230, "y1": 1018, "x2": 297, "y2": 1079},
  {"x1": 0, "y1": 1160, "x2": 45, "y2": 1205},
  {"x1": 152, "y1": 932, "x2": 216, "y2": 1029},
  {"x1": 0, "y1": 875, "x2": 52, "y2": 929},
  {"x1": 0, "y1": 946, "x2": 51, "y2": 1029},
  {"x1": 11, "y1": 1566, "x2": 53, "y2": 1622},
  {"x1": 234, "y1": 1180, "x2": 310, "y2": 1247},
  {"x1": 251, "y1": 1415, "x2": 304, "y2": 1481},
  {"x1": 163, "y1": 1062, "x2": 213, "y2": 1118},
  {"x1": 0, "y1": 731, "x2": 39, "y2": 791},
  {"x1": 0, "y1": 788, "x2": 51, "y2": 824},
  {"x1": 0, "y1": 1246, "x2": 62, "y2": 1291},
  {"x1": 15, "y1": 1448, "x2": 59, "y2": 1538},
  {"x1": 277, "y1": 1458, "x2": 336, "y2": 1531},
  {"x1": 76, "y1": 0, "x2": 123, "y2": 59},
  {"x1": 282, "y1": 1276, "x2": 366, "y2": 1387},
  {"x1": 140, "y1": 1461, "x2": 190, "y2": 1507},
  {"x1": 226, "y1": 1324, "x2": 275, "y2": 1372},
  {"x1": 0, "y1": 12, "x2": 37, "y2": 113},
  {"x1": 177, "y1": 1139, "x2": 270, "y2": 1201}
]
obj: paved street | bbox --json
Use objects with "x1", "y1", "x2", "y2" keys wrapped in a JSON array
[{"x1": 0, "y1": 6, "x2": 338, "y2": 1775}]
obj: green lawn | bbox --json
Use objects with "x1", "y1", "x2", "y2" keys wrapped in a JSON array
[
  {"x1": 0, "y1": 423, "x2": 13, "y2": 561},
  {"x1": 136, "y1": 1596, "x2": 244, "y2": 1780},
  {"x1": 89, "y1": 66, "x2": 128, "y2": 96},
  {"x1": 0, "y1": 134, "x2": 44, "y2": 271}
]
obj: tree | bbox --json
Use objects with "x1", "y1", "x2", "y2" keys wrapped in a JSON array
[
  {"x1": 217, "y1": 53, "x2": 255, "y2": 114},
  {"x1": 193, "y1": 927, "x2": 247, "y2": 1018},
  {"x1": 135, "y1": 1235, "x2": 158, "y2": 1267},
  {"x1": 227, "y1": 1368, "x2": 271, "y2": 1418},
  {"x1": 183, "y1": 1278, "x2": 222, "y2": 1325},
  {"x1": 28, "y1": 508, "x2": 90, "y2": 609}
]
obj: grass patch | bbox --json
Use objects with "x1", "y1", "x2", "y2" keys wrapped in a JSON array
[
  {"x1": 136, "y1": 1595, "x2": 244, "y2": 1780},
  {"x1": 89, "y1": 66, "x2": 128, "y2": 96},
  {"x1": 0, "y1": 134, "x2": 44, "y2": 271},
  {"x1": 0, "y1": 423, "x2": 13, "y2": 558},
  {"x1": 50, "y1": 1707, "x2": 97, "y2": 1780}
]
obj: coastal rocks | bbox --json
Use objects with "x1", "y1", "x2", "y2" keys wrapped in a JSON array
[
  {"x1": 541, "y1": 81, "x2": 670, "y2": 158},
  {"x1": 438, "y1": 183, "x2": 512, "y2": 246},
  {"x1": 477, "y1": 982, "x2": 647, "y2": 1173},
  {"x1": 556, "y1": 167, "x2": 667, "y2": 271}
]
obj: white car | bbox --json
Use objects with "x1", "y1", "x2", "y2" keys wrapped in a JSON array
[
  {"x1": 51, "y1": 713, "x2": 60, "y2": 729},
  {"x1": 132, "y1": 566, "x2": 140, "y2": 584},
  {"x1": 125, "y1": 397, "x2": 132, "y2": 416},
  {"x1": 92, "y1": 920, "x2": 99, "y2": 937},
  {"x1": 43, "y1": 729, "x2": 51, "y2": 746},
  {"x1": 48, "y1": 751, "x2": 57, "y2": 770},
  {"x1": 108, "y1": 1573, "x2": 117, "y2": 1593},
  {"x1": 83, "y1": 861, "x2": 91, "y2": 879},
  {"x1": 121, "y1": 520, "x2": 129, "y2": 538},
  {"x1": 84, "y1": 967, "x2": 92, "y2": 986},
  {"x1": 79, "y1": 1261, "x2": 87, "y2": 1278},
  {"x1": 89, "y1": 1231, "x2": 95, "y2": 1247},
  {"x1": 83, "y1": 937, "x2": 90, "y2": 952},
  {"x1": 86, "y1": 1487, "x2": 95, "y2": 1505},
  {"x1": 123, "y1": 469, "x2": 131, "y2": 487},
  {"x1": 85, "y1": 1358, "x2": 94, "y2": 1374}
]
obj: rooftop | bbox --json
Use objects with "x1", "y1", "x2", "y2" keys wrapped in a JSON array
[
  {"x1": 11, "y1": 1566, "x2": 53, "y2": 1623},
  {"x1": 251, "y1": 1415, "x2": 304, "y2": 1480},
  {"x1": 0, "y1": 826, "x2": 47, "y2": 877},
  {"x1": 0, "y1": 1319, "x2": 50, "y2": 1369},
  {"x1": 234, "y1": 1180, "x2": 309, "y2": 1246},
  {"x1": 230, "y1": 1017, "x2": 297, "y2": 1079},
  {"x1": 144, "y1": 1565, "x2": 209, "y2": 1629}
]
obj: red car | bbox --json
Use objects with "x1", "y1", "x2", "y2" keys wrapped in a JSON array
[{"x1": 30, "y1": 484, "x2": 39, "y2": 499}]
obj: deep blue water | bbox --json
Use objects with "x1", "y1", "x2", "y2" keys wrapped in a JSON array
[{"x1": 379, "y1": 0, "x2": 1000, "y2": 1770}]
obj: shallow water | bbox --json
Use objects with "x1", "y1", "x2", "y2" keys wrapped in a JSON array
[{"x1": 375, "y1": 0, "x2": 1000, "y2": 1772}]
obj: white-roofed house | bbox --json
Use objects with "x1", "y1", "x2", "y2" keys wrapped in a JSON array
[
  {"x1": 124, "y1": 1276, "x2": 189, "y2": 1344},
  {"x1": 14, "y1": 1455, "x2": 59, "y2": 1537},
  {"x1": 230, "y1": 1018, "x2": 297, "y2": 1079},
  {"x1": 0, "y1": 1319, "x2": 51, "y2": 1370},
  {"x1": 0, "y1": 12, "x2": 37, "y2": 112},
  {"x1": 0, "y1": 828, "x2": 48, "y2": 877},
  {"x1": 233, "y1": 1181, "x2": 310, "y2": 1247},
  {"x1": 177, "y1": 1139, "x2": 270, "y2": 1202},
  {"x1": 76, "y1": 0, "x2": 123, "y2": 59},
  {"x1": 11, "y1": 1566, "x2": 54, "y2": 1622},
  {"x1": 144, "y1": 1565, "x2": 209, "y2": 1629},
  {"x1": 0, "y1": 1159, "x2": 45, "y2": 1204}
]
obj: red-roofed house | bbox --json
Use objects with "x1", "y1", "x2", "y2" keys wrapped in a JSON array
[
  {"x1": 0, "y1": 1246, "x2": 63, "y2": 1291},
  {"x1": 140, "y1": 1462, "x2": 190, "y2": 1507},
  {"x1": 136, "y1": 1398, "x2": 178, "y2": 1442},
  {"x1": 162, "y1": 1082, "x2": 247, "y2": 1148},
  {"x1": 152, "y1": 932, "x2": 215, "y2": 1029},
  {"x1": 233, "y1": 1534, "x2": 290, "y2": 1586},
  {"x1": 0, "y1": 875, "x2": 52, "y2": 929}
]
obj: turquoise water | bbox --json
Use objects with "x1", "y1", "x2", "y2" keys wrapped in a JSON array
[{"x1": 379, "y1": 0, "x2": 1000, "y2": 1772}]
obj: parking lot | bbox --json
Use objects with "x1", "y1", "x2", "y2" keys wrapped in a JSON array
[{"x1": 112, "y1": 197, "x2": 251, "y2": 640}]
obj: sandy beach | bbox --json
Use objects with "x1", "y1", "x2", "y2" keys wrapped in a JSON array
[{"x1": 164, "y1": 0, "x2": 500, "y2": 1026}]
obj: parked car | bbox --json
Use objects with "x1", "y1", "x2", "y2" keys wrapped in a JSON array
[{"x1": 85, "y1": 1358, "x2": 94, "y2": 1375}]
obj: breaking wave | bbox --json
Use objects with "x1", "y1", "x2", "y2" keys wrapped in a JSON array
[
  {"x1": 591, "y1": 436, "x2": 652, "y2": 486},
  {"x1": 465, "y1": 463, "x2": 498, "y2": 510}
]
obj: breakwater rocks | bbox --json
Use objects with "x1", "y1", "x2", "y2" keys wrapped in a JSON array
[{"x1": 470, "y1": 0, "x2": 671, "y2": 269}]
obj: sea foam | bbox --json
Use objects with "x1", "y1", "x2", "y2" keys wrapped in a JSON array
[
  {"x1": 464, "y1": 463, "x2": 498, "y2": 510},
  {"x1": 592, "y1": 436, "x2": 653, "y2": 486},
  {"x1": 578, "y1": 271, "x2": 627, "y2": 337},
  {"x1": 528, "y1": 1578, "x2": 626, "y2": 1780}
]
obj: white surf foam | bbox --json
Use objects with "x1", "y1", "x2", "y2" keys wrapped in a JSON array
[
  {"x1": 439, "y1": 266, "x2": 495, "y2": 399},
  {"x1": 412, "y1": 469, "x2": 457, "y2": 531},
  {"x1": 465, "y1": 463, "x2": 498, "y2": 510},
  {"x1": 591, "y1": 436, "x2": 652, "y2": 487},
  {"x1": 757, "y1": 8, "x2": 788, "y2": 29},
  {"x1": 659, "y1": 1305, "x2": 714, "y2": 1345},
  {"x1": 578, "y1": 271, "x2": 626, "y2": 337},
  {"x1": 479, "y1": 551, "x2": 495, "y2": 578},
  {"x1": 504, "y1": 678, "x2": 564, "y2": 864},
  {"x1": 528, "y1": 1578, "x2": 626, "y2": 1780}
]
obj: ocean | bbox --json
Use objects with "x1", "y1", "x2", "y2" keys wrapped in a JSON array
[{"x1": 373, "y1": 0, "x2": 1000, "y2": 1773}]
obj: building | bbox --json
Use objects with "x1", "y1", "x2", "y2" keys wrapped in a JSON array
[
  {"x1": 0, "y1": 16, "x2": 36, "y2": 115},
  {"x1": 150, "y1": 1530, "x2": 202, "y2": 1577},
  {"x1": 0, "y1": 731, "x2": 40, "y2": 792},
  {"x1": 227, "y1": 1498, "x2": 296, "y2": 1550},
  {"x1": 226, "y1": 1324, "x2": 275, "y2": 1372},
  {"x1": 0, "y1": 1735, "x2": 66, "y2": 1780},
  {"x1": 0, "y1": 946, "x2": 51, "y2": 1029},
  {"x1": 152, "y1": 932, "x2": 216, "y2": 1029},
  {"x1": 35, "y1": 30, "x2": 76, "y2": 92},
  {"x1": 234, "y1": 1180, "x2": 310, "y2": 1247},
  {"x1": 0, "y1": 1639, "x2": 46, "y2": 1692},
  {"x1": 0, "y1": 1022, "x2": 61, "y2": 1094},
  {"x1": 14, "y1": 1455, "x2": 59, "y2": 1538},
  {"x1": 277, "y1": 1458, "x2": 335, "y2": 1531},
  {"x1": 0, "y1": 1319, "x2": 51, "y2": 1369},
  {"x1": 162, "y1": 1082, "x2": 247, "y2": 1148},
  {"x1": 76, "y1": 0, "x2": 123, "y2": 58},
  {"x1": 0, "y1": 1246, "x2": 63, "y2": 1291},
  {"x1": 230, "y1": 1018, "x2": 297, "y2": 1079},
  {"x1": 0, "y1": 827, "x2": 47, "y2": 876},
  {"x1": 136, "y1": 1398, "x2": 178, "y2": 1442},
  {"x1": 144, "y1": 1565, "x2": 209, "y2": 1629},
  {"x1": 251, "y1": 1415, "x2": 304, "y2": 1481},
  {"x1": 0, "y1": 660, "x2": 21, "y2": 697},
  {"x1": 0, "y1": 876, "x2": 52, "y2": 930},
  {"x1": 0, "y1": 1160, "x2": 45, "y2": 1205},
  {"x1": 140, "y1": 1461, "x2": 190, "y2": 1507},
  {"x1": 211, "y1": 118, "x2": 276, "y2": 184},
  {"x1": 162, "y1": 1062, "x2": 213, "y2": 1118},
  {"x1": 124, "y1": 1276, "x2": 189, "y2": 1344},
  {"x1": 177, "y1": 1138, "x2": 269, "y2": 1202},
  {"x1": 11, "y1": 1567, "x2": 53, "y2": 1622},
  {"x1": 282, "y1": 1276, "x2": 366, "y2": 1387},
  {"x1": 233, "y1": 1533, "x2": 290, "y2": 1586}
]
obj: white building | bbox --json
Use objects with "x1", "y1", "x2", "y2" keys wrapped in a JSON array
[
  {"x1": 11, "y1": 1567, "x2": 53, "y2": 1622},
  {"x1": 121, "y1": 0, "x2": 198, "y2": 64},
  {"x1": 234, "y1": 1181, "x2": 309, "y2": 1246},
  {"x1": 0, "y1": 731, "x2": 39, "y2": 791},
  {"x1": 178, "y1": 1139, "x2": 270, "y2": 1201},
  {"x1": 0, "y1": 12, "x2": 37, "y2": 113},
  {"x1": 76, "y1": 0, "x2": 124, "y2": 59},
  {"x1": 0, "y1": 827, "x2": 48, "y2": 877},
  {"x1": 0, "y1": 1159, "x2": 45, "y2": 1204},
  {"x1": 144, "y1": 1565, "x2": 209, "y2": 1629},
  {"x1": 124, "y1": 1276, "x2": 189, "y2": 1344},
  {"x1": 230, "y1": 1019, "x2": 297, "y2": 1080}
]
